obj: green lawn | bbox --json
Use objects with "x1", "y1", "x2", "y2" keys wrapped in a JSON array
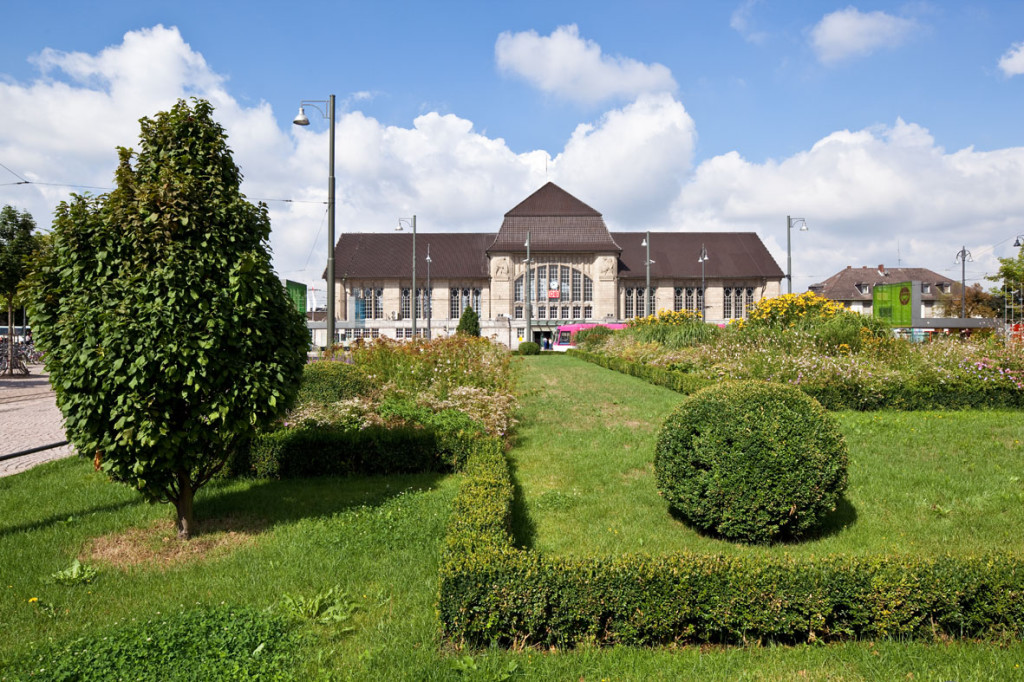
[
  {"x1": 512, "y1": 355, "x2": 1024, "y2": 560},
  {"x1": 3, "y1": 355, "x2": 1024, "y2": 679}
]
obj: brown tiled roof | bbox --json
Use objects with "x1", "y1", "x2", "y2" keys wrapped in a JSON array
[
  {"x1": 488, "y1": 182, "x2": 621, "y2": 253},
  {"x1": 808, "y1": 265, "x2": 955, "y2": 301},
  {"x1": 330, "y1": 233, "x2": 492, "y2": 280},
  {"x1": 614, "y1": 232, "x2": 784, "y2": 281}
]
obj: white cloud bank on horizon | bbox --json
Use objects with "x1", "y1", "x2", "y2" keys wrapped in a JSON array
[
  {"x1": 999, "y1": 42, "x2": 1024, "y2": 76},
  {"x1": 495, "y1": 24, "x2": 677, "y2": 105},
  {"x1": 2, "y1": 24, "x2": 1023, "y2": 300},
  {"x1": 810, "y1": 7, "x2": 917, "y2": 64}
]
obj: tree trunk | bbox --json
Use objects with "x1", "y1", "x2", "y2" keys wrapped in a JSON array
[{"x1": 175, "y1": 468, "x2": 196, "y2": 540}]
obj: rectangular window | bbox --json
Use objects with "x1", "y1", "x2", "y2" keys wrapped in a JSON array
[
  {"x1": 685, "y1": 287, "x2": 695, "y2": 312},
  {"x1": 723, "y1": 287, "x2": 732, "y2": 319},
  {"x1": 370, "y1": 328, "x2": 379, "y2": 338},
  {"x1": 583, "y1": 305, "x2": 592, "y2": 319},
  {"x1": 584, "y1": 276, "x2": 593, "y2": 301},
  {"x1": 373, "y1": 289, "x2": 383, "y2": 319},
  {"x1": 572, "y1": 305, "x2": 581, "y2": 319},
  {"x1": 450, "y1": 288, "x2": 460, "y2": 320},
  {"x1": 514, "y1": 306, "x2": 523, "y2": 320},
  {"x1": 625, "y1": 289, "x2": 634, "y2": 319},
  {"x1": 400, "y1": 289, "x2": 411, "y2": 320},
  {"x1": 697, "y1": 288, "x2": 704, "y2": 314},
  {"x1": 745, "y1": 288, "x2": 754, "y2": 318},
  {"x1": 537, "y1": 306, "x2": 546, "y2": 319},
  {"x1": 535, "y1": 266, "x2": 546, "y2": 301},
  {"x1": 561, "y1": 266, "x2": 570, "y2": 300},
  {"x1": 572, "y1": 270, "x2": 581, "y2": 301},
  {"x1": 516, "y1": 328, "x2": 524, "y2": 340},
  {"x1": 561, "y1": 305, "x2": 570, "y2": 318},
  {"x1": 472, "y1": 289, "x2": 481, "y2": 315},
  {"x1": 674, "y1": 287, "x2": 683, "y2": 312},
  {"x1": 515, "y1": 278, "x2": 523, "y2": 302}
]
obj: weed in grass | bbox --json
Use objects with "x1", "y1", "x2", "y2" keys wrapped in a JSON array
[
  {"x1": 48, "y1": 559, "x2": 98, "y2": 585},
  {"x1": 280, "y1": 585, "x2": 360, "y2": 628}
]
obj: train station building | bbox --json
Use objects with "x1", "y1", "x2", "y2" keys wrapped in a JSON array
[{"x1": 314, "y1": 182, "x2": 784, "y2": 348}]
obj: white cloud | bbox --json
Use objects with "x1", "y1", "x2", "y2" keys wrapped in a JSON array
[
  {"x1": 674, "y1": 119, "x2": 1024, "y2": 292},
  {"x1": 810, "y1": 7, "x2": 917, "y2": 64},
  {"x1": 731, "y1": 0, "x2": 768, "y2": 45},
  {"x1": 998, "y1": 42, "x2": 1024, "y2": 76},
  {"x1": 495, "y1": 24, "x2": 677, "y2": 104},
  {"x1": 551, "y1": 93, "x2": 697, "y2": 226}
]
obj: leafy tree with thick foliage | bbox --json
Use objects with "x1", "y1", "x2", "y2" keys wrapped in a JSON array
[
  {"x1": 28, "y1": 99, "x2": 308, "y2": 539},
  {"x1": 456, "y1": 305, "x2": 480, "y2": 336},
  {"x1": 1, "y1": 205, "x2": 39, "y2": 375}
]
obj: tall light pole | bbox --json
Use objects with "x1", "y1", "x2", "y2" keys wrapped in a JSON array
[
  {"x1": 955, "y1": 245, "x2": 973, "y2": 318},
  {"x1": 786, "y1": 215, "x2": 808, "y2": 294},
  {"x1": 698, "y1": 244, "x2": 708, "y2": 322},
  {"x1": 425, "y1": 243, "x2": 432, "y2": 340},
  {"x1": 293, "y1": 95, "x2": 336, "y2": 348},
  {"x1": 397, "y1": 215, "x2": 417, "y2": 339},
  {"x1": 641, "y1": 232, "x2": 655, "y2": 317},
  {"x1": 524, "y1": 232, "x2": 532, "y2": 344}
]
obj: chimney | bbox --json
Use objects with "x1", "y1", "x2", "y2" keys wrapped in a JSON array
[{"x1": 878, "y1": 264, "x2": 886, "y2": 276}]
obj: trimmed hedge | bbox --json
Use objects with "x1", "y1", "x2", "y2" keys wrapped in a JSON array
[
  {"x1": 297, "y1": 360, "x2": 371, "y2": 405},
  {"x1": 518, "y1": 342, "x2": 540, "y2": 356},
  {"x1": 438, "y1": 442, "x2": 1024, "y2": 648},
  {"x1": 567, "y1": 349, "x2": 1024, "y2": 410},
  {"x1": 655, "y1": 381, "x2": 848, "y2": 543}
]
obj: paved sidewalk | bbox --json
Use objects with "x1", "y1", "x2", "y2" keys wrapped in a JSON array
[{"x1": 0, "y1": 368, "x2": 75, "y2": 478}]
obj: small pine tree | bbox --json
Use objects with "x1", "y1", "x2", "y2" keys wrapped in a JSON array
[{"x1": 456, "y1": 306, "x2": 480, "y2": 336}]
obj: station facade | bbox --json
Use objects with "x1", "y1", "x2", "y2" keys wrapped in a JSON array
[{"x1": 316, "y1": 183, "x2": 784, "y2": 348}]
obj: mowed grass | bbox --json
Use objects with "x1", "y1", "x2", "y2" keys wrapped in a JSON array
[
  {"x1": 3, "y1": 362, "x2": 1024, "y2": 680},
  {"x1": 512, "y1": 355, "x2": 1024, "y2": 559}
]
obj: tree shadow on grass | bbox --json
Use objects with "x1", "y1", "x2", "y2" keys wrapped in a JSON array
[
  {"x1": 193, "y1": 472, "x2": 447, "y2": 532},
  {"x1": 506, "y1": 457, "x2": 537, "y2": 550},
  {"x1": 667, "y1": 496, "x2": 858, "y2": 546}
]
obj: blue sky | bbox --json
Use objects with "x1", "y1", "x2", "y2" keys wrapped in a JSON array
[{"x1": 2, "y1": 1, "x2": 1024, "y2": 299}]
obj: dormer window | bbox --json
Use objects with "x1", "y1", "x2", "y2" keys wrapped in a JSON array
[
  {"x1": 921, "y1": 283, "x2": 931, "y2": 294},
  {"x1": 940, "y1": 283, "x2": 951, "y2": 294},
  {"x1": 856, "y1": 283, "x2": 870, "y2": 295}
]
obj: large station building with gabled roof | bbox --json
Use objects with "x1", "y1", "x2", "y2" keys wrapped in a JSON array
[{"x1": 317, "y1": 182, "x2": 783, "y2": 348}]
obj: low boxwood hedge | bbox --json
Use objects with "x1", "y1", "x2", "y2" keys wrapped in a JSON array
[{"x1": 438, "y1": 440, "x2": 1024, "y2": 648}]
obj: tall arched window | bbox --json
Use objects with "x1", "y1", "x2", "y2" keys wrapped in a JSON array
[{"x1": 515, "y1": 265, "x2": 594, "y2": 320}]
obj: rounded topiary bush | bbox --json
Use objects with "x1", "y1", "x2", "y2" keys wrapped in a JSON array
[
  {"x1": 518, "y1": 341, "x2": 540, "y2": 355},
  {"x1": 654, "y1": 381, "x2": 848, "y2": 543}
]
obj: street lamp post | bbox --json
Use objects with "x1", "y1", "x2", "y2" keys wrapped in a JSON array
[
  {"x1": 786, "y1": 215, "x2": 808, "y2": 294},
  {"x1": 425, "y1": 244, "x2": 432, "y2": 340},
  {"x1": 698, "y1": 244, "x2": 708, "y2": 322},
  {"x1": 641, "y1": 232, "x2": 655, "y2": 317},
  {"x1": 397, "y1": 215, "x2": 417, "y2": 339},
  {"x1": 954, "y1": 245, "x2": 973, "y2": 319},
  {"x1": 524, "y1": 232, "x2": 532, "y2": 345},
  {"x1": 293, "y1": 95, "x2": 336, "y2": 349}
]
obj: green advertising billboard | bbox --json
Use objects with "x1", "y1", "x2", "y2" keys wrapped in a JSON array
[
  {"x1": 285, "y1": 280, "x2": 307, "y2": 315},
  {"x1": 873, "y1": 281, "x2": 914, "y2": 326}
]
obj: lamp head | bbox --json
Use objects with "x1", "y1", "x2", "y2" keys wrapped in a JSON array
[
  {"x1": 292, "y1": 106, "x2": 310, "y2": 126},
  {"x1": 641, "y1": 238, "x2": 648, "y2": 248},
  {"x1": 800, "y1": 222, "x2": 809, "y2": 232},
  {"x1": 1015, "y1": 237, "x2": 1022, "y2": 248}
]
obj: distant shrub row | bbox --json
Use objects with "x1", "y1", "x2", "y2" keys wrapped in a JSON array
[
  {"x1": 567, "y1": 349, "x2": 1024, "y2": 410},
  {"x1": 438, "y1": 443, "x2": 1024, "y2": 648}
]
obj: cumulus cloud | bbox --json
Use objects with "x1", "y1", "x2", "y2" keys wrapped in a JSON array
[
  {"x1": 810, "y1": 7, "x2": 917, "y2": 64},
  {"x1": 999, "y1": 42, "x2": 1024, "y2": 76},
  {"x1": 674, "y1": 119, "x2": 1024, "y2": 292},
  {"x1": 551, "y1": 93, "x2": 697, "y2": 226},
  {"x1": 495, "y1": 24, "x2": 676, "y2": 104}
]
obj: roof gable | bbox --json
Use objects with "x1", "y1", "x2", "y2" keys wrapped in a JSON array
[{"x1": 504, "y1": 182, "x2": 602, "y2": 217}]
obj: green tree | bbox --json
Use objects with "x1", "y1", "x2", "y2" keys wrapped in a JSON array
[
  {"x1": 0, "y1": 205, "x2": 39, "y2": 375},
  {"x1": 456, "y1": 306, "x2": 480, "y2": 336},
  {"x1": 28, "y1": 99, "x2": 308, "y2": 539},
  {"x1": 938, "y1": 283, "x2": 999, "y2": 318},
  {"x1": 988, "y1": 245, "x2": 1024, "y2": 319}
]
